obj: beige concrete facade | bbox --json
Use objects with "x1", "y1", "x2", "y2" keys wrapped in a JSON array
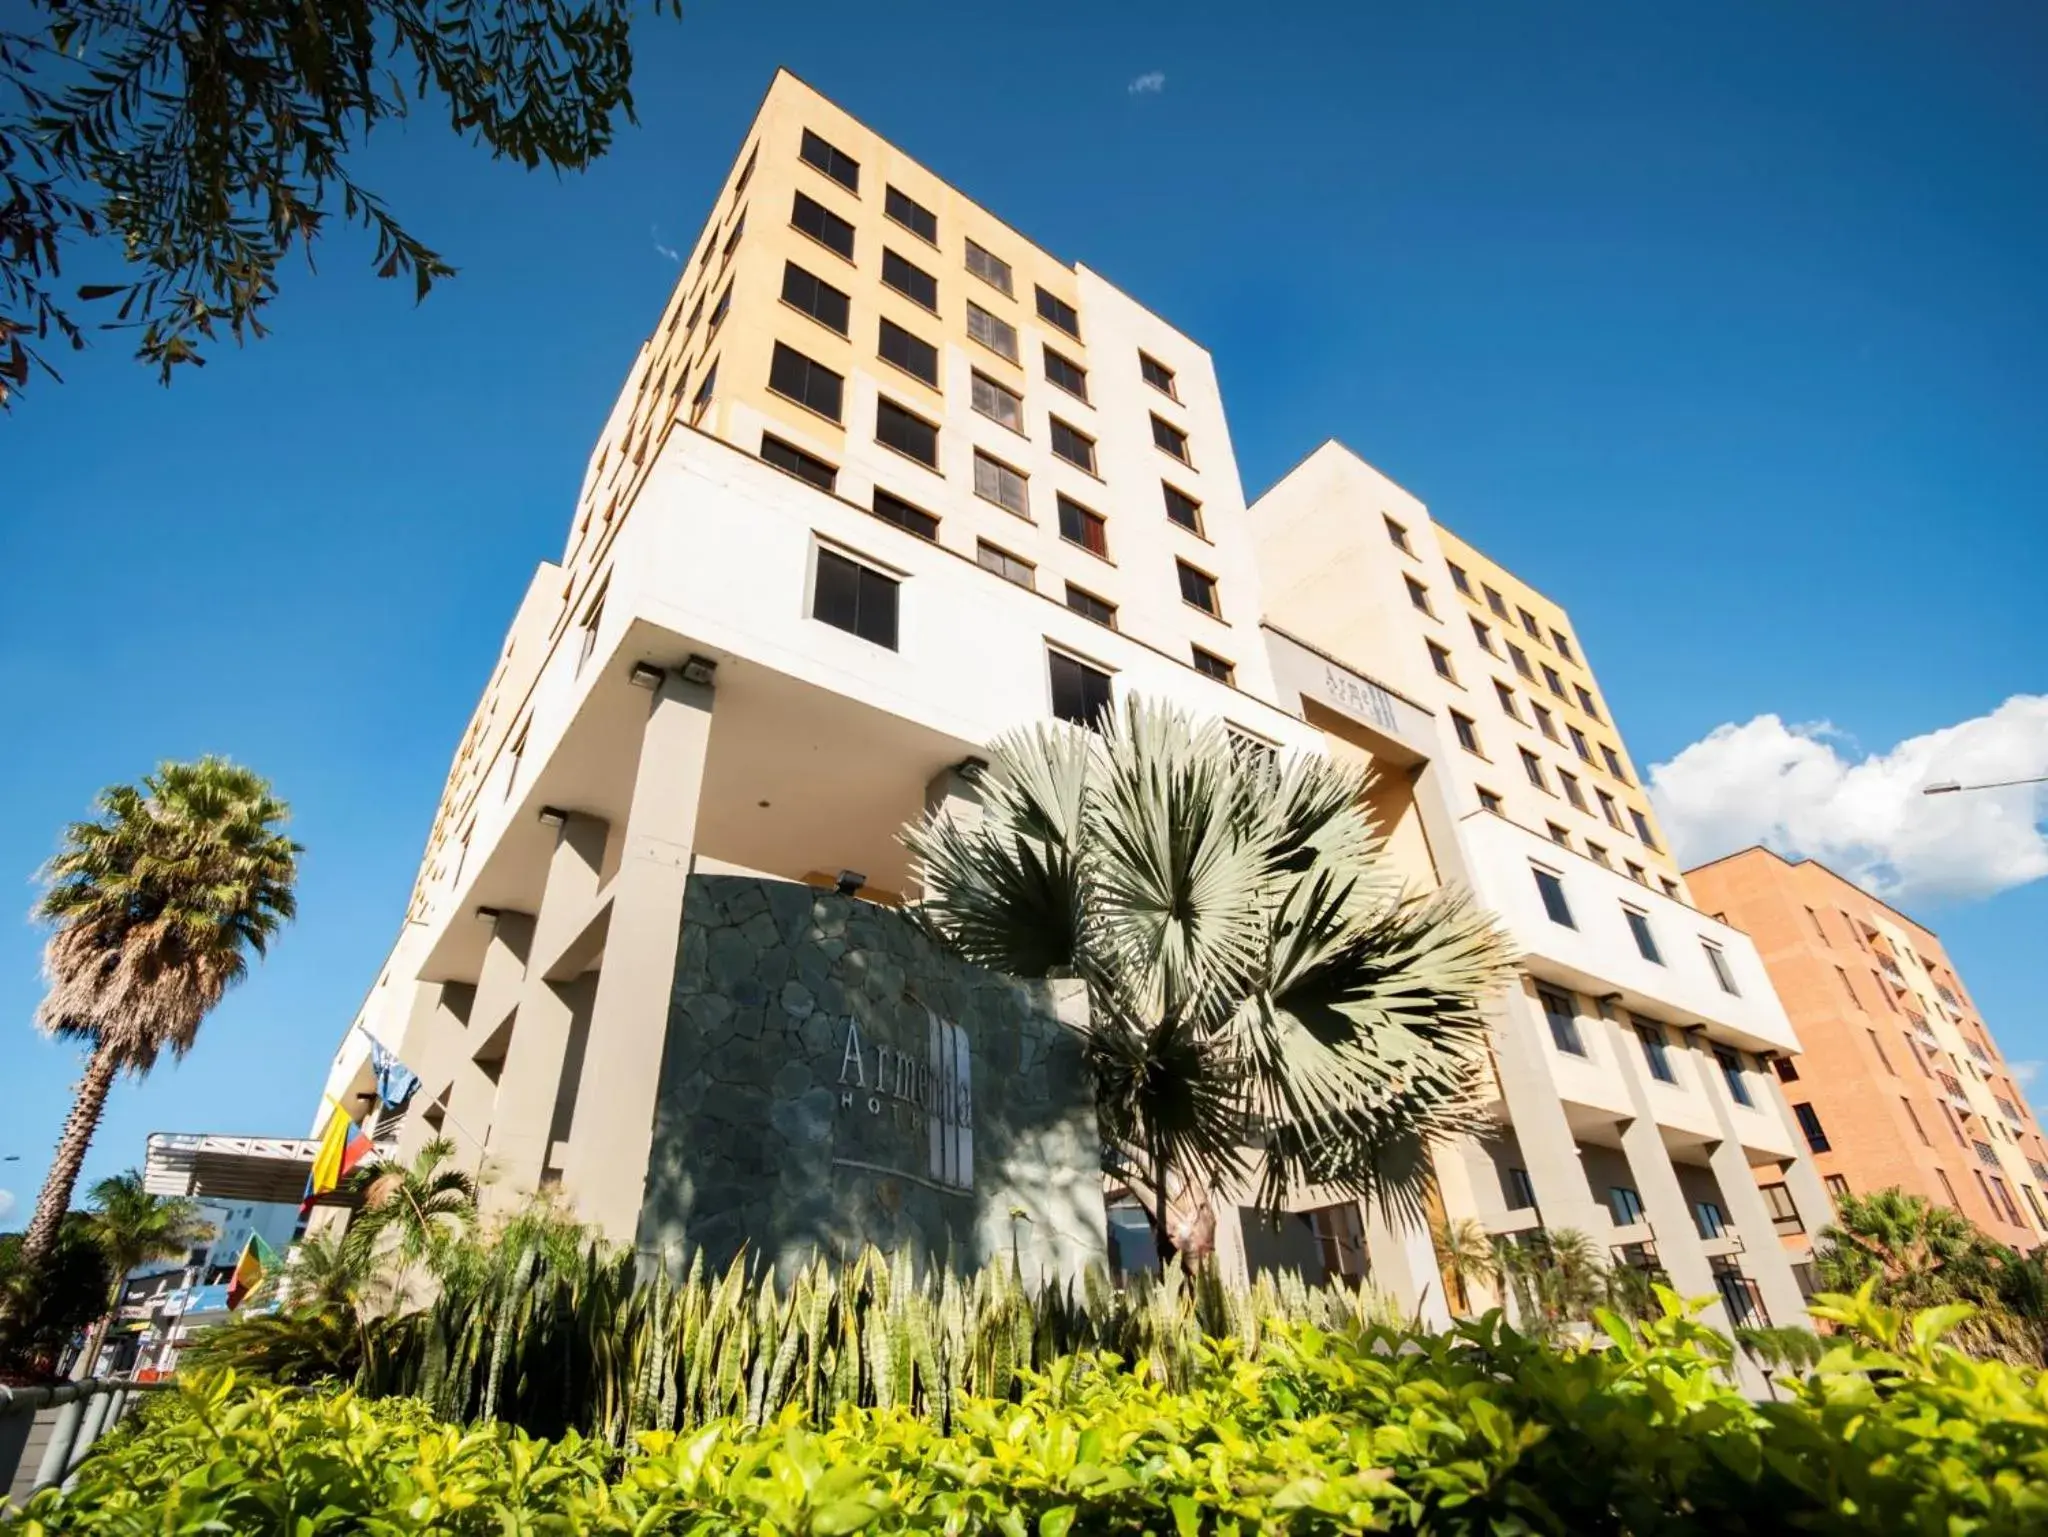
[
  {"x1": 1249, "y1": 442, "x2": 1830, "y2": 1372},
  {"x1": 1689, "y1": 847, "x2": 2048, "y2": 1250}
]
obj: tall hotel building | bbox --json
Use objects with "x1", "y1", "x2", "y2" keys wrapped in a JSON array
[
  {"x1": 1688, "y1": 848, "x2": 2048, "y2": 1249},
  {"x1": 1249, "y1": 443, "x2": 1832, "y2": 1354}
]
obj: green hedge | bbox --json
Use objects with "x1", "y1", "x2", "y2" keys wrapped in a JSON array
[{"x1": 10, "y1": 1289, "x2": 2047, "y2": 1535}]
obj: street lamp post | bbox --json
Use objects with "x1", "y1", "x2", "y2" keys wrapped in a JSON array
[{"x1": 1923, "y1": 774, "x2": 2048, "y2": 795}]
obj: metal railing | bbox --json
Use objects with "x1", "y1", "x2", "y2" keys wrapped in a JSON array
[{"x1": 1, "y1": 1377, "x2": 168, "y2": 1510}]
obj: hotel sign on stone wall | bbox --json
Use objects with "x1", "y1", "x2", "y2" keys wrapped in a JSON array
[{"x1": 835, "y1": 1013, "x2": 974, "y2": 1190}]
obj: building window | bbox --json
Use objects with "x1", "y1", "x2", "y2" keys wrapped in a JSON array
[
  {"x1": 1162, "y1": 483, "x2": 1203, "y2": 533},
  {"x1": 1542, "y1": 664, "x2": 1566, "y2": 698},
  {"x1": 732, "y1": 143, "x2": 759, "y2": 199},
  {"x1": 768, "y1": 341, "x2": 844, "y2": 420},
  {"x1": 1690, "y1": 942, "x2": 1738, "y2": 995},
  {"x1": 1383, "y1": 516, "x2": 1413, "y2": 553},
  {"x1": 799, "y1": 128, "x2": 860, "y2": 191},
  {"x1": 1840, "y1": 911, "x2": 1866, "y2": 949},
  {"x1": 1484, "y1": 584, "x2": 1509, "y2": 619},
  {"x1": 1518, "y1": 607, "x2": 1542, "y2": 639},
  {"x1": 1451, "y1": 711, "x2": 1481, "y2": 754},
  {"x1": 1405, "y1": 575, "x2": 1432, "y2": 615},
  {"x1": 811, "y1": 547, "x2": 898, "y2": 649},
  {"x1": 1624, "y1": 907, "x2": 1662, "y2": 964},
  {"x1": 1048, "y1": 650, "x2": 1112, "y2": 727},
  {"x1": 1821, "y1": 1174, "x2": 1851, "y2": 1205},
  {"x1": 1630, "y1": 808, "x2": 1659, "y2": 848},
  {"x1": 875, "y1": 398, "x2": 939, "y2": 468},
  {"x1": 1177, "y1": 561, "x2": 1220, "y2": 616},
  {"x1": 760, "y1": 433, "x2": 836, "y2": 491},
  {"x1": 1935, "y1": 1169, "x2": 1962, "y2": 1210},
  {"x1": 964, "y1": 237, "x2": 1014, "y2": 295},
  {"x1": 1570, "y1": 726, "x2": 1595, "y2": 764},
  {"x1": 1192, "y1": 647, "x2": 1234, "y2": 683},
  {"x1": 1050, "y1": 417, "x2": 1097, "y2": 472},
  {"x1": 1836, "y1": 966, "x2": 1863, "y2": 1011},
  {"x1": 1575, "y1": 684, "x2": 1601, "y2": 720},
  {"x1": 1494, "y1": 681, "x2": 1522, "y2": 720},
  {"x1": 977, "y1": 540, "x2": 1034, "y2": 589},
  {"x1": 1601, "y1": 744, "x2": 1629, "y2": 782},
  {"x1": 1472, "y1": 617, "x2": 1497, "y2": 654},
  {"x1": 791, "y1": 191, "x2": 854, "y2": 259},
  {"x1": 1035, "y1": 286, "x2": 1081, "y2": 337},
  {"x1": 1448, "y1": 562, "x2": 1472, "y2": 595},
  {"x1": 1661, "y1": 878, "x2": 1682, "y2": 899},
  {"x1": 1057, "y1": 494, "x2": 1108, "y2": 556},
  {"x1": 871, "y1": 488, "x2": 938, "y2": 540},
  {"x1": 1044, "y1": 347, "x2": 1089, "y2": 401},
  {"x1": 1533, "y1": 702, "x2": 1559, "y2": 742},
  {"x1": 1760, "y1": 1182, "x2": 1803, "y2": 1235},
  {"x1": 1547, "y1": 822, "x2": 1571, "y2": 847},
  {"x1": 1902, "y1": 1097, "x2": 1932, "y2": 1146},
  {"x1": 1066, "y1": 583, "x2": 1117, "y2": 629},
  {"x1": 1587, "y1": 842, "x2": 1611, "y2": 868},
  {"x1": 709, "y1": 281, "x2": 733, "y2": 330},
  {"x1": 884, "y1": 184, "x2": 936, "y2": 241},
  {"x1": 881, "y1": 248, "x2": 938, "y2": 310},
  {"x1": 1533, "y1": 867, "x2": 1575, "y2": 929},
  {"x1": 971, "y1": 371, "x2": 1023, "y2": 432},
  {"x1": 1151, "y1": 414, "x2": 1191, "y2": 462},
  {"x1": 878, "y1": 318, "x2": 939, "y2": 387},
  {"x1": 1608, "y1": 1186, "x2": 1646, "y2": 1226},
  {"x1": 781, "y1": 262, "x2": 850, "y2": 333},
  {"x1": 1805, "y1": 906, "x2": 1829, "y2": 944},
  {"x1": 973, "y1": 449, "x2": 1029, "y2": 515},
  {"x1": 1520, "y1": 748, "x2": 1547, "y2": 791},
  {"x1": 1559, "y1": 771, "x2": 1588, "y2": 812},
  {"x1": 1988, "y1": 1174, "x2": 2023, "y2": 1227},
  {"x1": 1139, "y1": 351, "x2": 1178, "y2": 398},
  {"x1": 1856, "y1": 1027, "x2": 1898, "y2": 1079},
  {"x1": 966, "y1": 301, "x2": 1020, "y2": 363},
  {"x1": 1427, "y1": 641, "x2": 1456, "y2": 681},
  {"x1": 689, "y1": 358, "x2": 718, "y2": 426},
  {"x1": 1625, "y1": 861, "x2": 1647, "y2": 885},
  {"x1": 1507, "y1": 642, "x2": 1534, "y2": 680},
  {"x1": 1635, "y1": 1020, "x2": 1676, "y2": 1082},
  {"x1": 1597, "y1": 790, "x2": 1624, "y2": 829},
  {"x1": 721, "y1": 211, "x2": 746, "y2": 264},
  {"x1": 1718, "y1": 1047, "x2": 1756, "y2": 1108},
  {"x1": 1791, "y1": 1103, "x2": 1832, "y2": 1153},
  {"x1": 1774, "y1": 1054, "x2": 1799, "y2": 1082},
  {"x1": 1477, "y1": 786, "x2": 1502, "y2": 813},
  {"x1": 1504, "y1": 1166, "x2": 1538, "y2": 1210},
  {"x1": 1540, "y1": 987, "x2": 1585, "y2": 1053}
]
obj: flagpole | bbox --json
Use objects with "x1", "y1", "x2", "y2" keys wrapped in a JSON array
[{"x1": 349, "y1": 1022, "x2": 490, "y2": 1181}]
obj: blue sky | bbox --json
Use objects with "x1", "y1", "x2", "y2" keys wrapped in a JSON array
[{"x1": 4, "y1": 1, "x2": 2045, "y2": 1219}]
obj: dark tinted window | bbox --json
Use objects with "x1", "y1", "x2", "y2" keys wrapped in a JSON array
[
  {"x1": 1151, "y1": 414, "x2": 1190, "y2": 461},
  {"x1": 812, "y1": 548, "x2": 897, "y2": 649},
  {"x1": 1049, "y1": 651, "x2": 1113, "y2": 727},
  {"x1": 872, "y1": 489, "x2": 938, "y2": 540},
  {"x1": 1191, "y1": 647, "x2": 1233, "y2": 683},
  {"x1": 1065, "y1": 584, "x2": 1116, "y2": 629},
  {"x1": 761, "y1": 434, "x2": 836, "y2": 492},
  {"x1": 1057, "y1": 495, "x2": 1107, "y2": 555},
  {"x1": 780, "y1": 262, "x2": 849, "y2": 334},
  {"x1": 885, "y1": 185, "x2": 937, "y2": 242},
  {"x1": 1625, "y1": 908, "x2": 1662, "y2": 964},
  {"x1": 768, "y1": 342, "x2": 843, "y2": 420},
  {"x1": 1050, "y1": 418, "x2": 1096, "y2": 472},
  {"x1": 878, "y1": 318, "x2": 939, "y2": 386},
  {"x1": 1139, "y1": 352, "x2": 1177, "y2": 398},
  {"x1": 1540, "y1": 988, "x2": 1584, "y2": 1053},
  {"x1": 1162, "y1": 483, "x2": 1201, "y2": 532},
  {"x1": 1044, "y1": 347, "x2": 1088, "y2": 400},
  {"x1": 1177, "y1": 561, "x2": 1218, "y2": 615},
  {"x1": 1035, "y1": 286, "x2": 1080, "y2": 337},
  {"x1": 882, "y1": 249, "x2": 937, "y2": 310},
  {"x1": 1534, "y1": 867, "x2": 1575, "y2": 928},
  {"x1": 799, "y1": 129, "x2": 859, "y2": 191},
  {"x1": 876, "y1": 398, "x2": 939, "y2": 467},
  {"x1": 791, "y1": 191, "x2": 854, "y2": 259}
]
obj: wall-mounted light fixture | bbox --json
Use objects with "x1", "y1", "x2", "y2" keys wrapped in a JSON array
[
  {"x1": 681, "y1": 654, "x2": 718, "y2": 687},
  {"x1": 628, "y1": 661, "x2": 665, "y2": 690},
  {"x1": 835, "y1": 869, "x2": 867, "y2": 896},
  {"x1": 475, "y1": 906, "x2": 502, "y2": 924},
  {"x1": 537, "y1": 806, "x2": 568, "y2": 829}
]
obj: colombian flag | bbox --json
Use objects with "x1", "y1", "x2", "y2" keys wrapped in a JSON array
[
  {"x1": 300, "y1": 1104, "x2": 374, "y2": 1215},
  {"x1": 227, "y1": 1234, "x2": 281, "y2": 1310}
]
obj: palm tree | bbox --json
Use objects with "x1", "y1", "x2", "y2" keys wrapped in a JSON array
[
  {"x1": 76, "y1": 1170, "x2": 212, "y2": 1372},
  {"x1": 182, "y1": 1230, "x2": 385, "y2": 1385},
  {"x1": 345, "y1": 1136, "x2": 477, "y2": 1301},
  {"x1": 904, "y1": 699, "x2": 1515, "y2": 1263},
  {"x1": 1431, "y1": 1216, "x2": 1500, "y2": 1316},
  {"x1": 20, "y1": 759, "x2": 298, "y2": 1270}
]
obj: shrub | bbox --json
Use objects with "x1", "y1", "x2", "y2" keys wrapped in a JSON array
[{"x1": 12, "y1": 1288, "x2": 2047, "y2": 1536}]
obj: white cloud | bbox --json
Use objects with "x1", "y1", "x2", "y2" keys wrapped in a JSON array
[
  {"x1": 2013, "y1": 1060, "x2": 2043, "y2": 1090},
  {"x1": 1648, "y1": 695, "x2": 2048, "y2": 904},
  {"x1": 0, "y1": 1189, "x2": 14, "y2": 1223},
  {"x1": 651, "y1": 225, "x2": 680, "y2": 264},
  {"x1": 1127, "y1": 71, "x2": 1166, "y2": 95}
]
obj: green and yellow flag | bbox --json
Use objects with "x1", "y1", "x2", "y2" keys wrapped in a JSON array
[{"x1": 227, "y1": 1234, "x2": 281, "y2": 1310}]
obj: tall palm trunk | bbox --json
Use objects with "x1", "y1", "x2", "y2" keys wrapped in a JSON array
[{"x1": 21, "y1": 1039, "x2": 119, "y2": 1269}]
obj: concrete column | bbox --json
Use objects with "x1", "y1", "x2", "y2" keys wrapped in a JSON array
[
  {"x1": 562, "y1": 672, "x2": 715, "y2": 1244},
  {"x1": 1759, "y1": 1068, "x2": 1837, "y2": 1242},
  {"x1": 453, "y1": 911, "x2": 534, "y2": 1162},
  {"x1": 1487, "y1": 983, "x2": 1610, "y2": 1238},
  {"x1": 1692, "y1": 1039, "x2": 1816, "y2": 1333},
  {"x1": 1364, "y1": 1203, "x2": 1452, "y2": 1329},
  {"x1": 481, "y1": 813, "x2": 609, "y2": 1211},
  {"x1": 1599, "y1": 1016, "x2": 1730, "y2": 1330}
]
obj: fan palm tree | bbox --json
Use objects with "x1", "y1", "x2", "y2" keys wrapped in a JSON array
[
  {"x1": 1814, "y1": 1188, "x2": 1992, "y2": 1308},
  {"x1": 76, "y1": 1169, "x2": 213, "y2": 1371},
  {"x1": 1431, "y1": 1216, "x2": 1500, "y2": 1316},
  {"x1": 904, "y1": 699, "x2": 1516, "y2": 1263},
  {"x1": 20, "y1": 759, "x2": 299, "y2": 1270}
]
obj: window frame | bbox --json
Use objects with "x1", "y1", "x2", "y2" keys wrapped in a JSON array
[
  {"x1": 877, "y1": 317, "x2": 940, "y2": 389},
  {"x1": 884, "y1": 185, "x2": 937, "y2": 244},
  {"x1": 1047, "y1": 647, "x2": 1113, "y2": 728},
  {"x1": 760, "y1": 432, "x2": 836, "y2": 492},
  {"x1": 798, "y1": 128, "x2": 861, "y2": 192},
  {"x1": 1043, "y1": 346, "x2": 1089, "y2": 402},
  {"x1": 1539, "y1": 986, "x2": 1586, "y2": 1053},
  {"x1": 1139, "y1": 351, "x2": 1178, "y2": 399},
  {"x1": 973, "y1": 447, "x2": 1030, "y2": 517},
  {"x1": 964, "y1": 237, "x2": 1015, "y2": 297},
  {"x1": 1034, "y1": 285, "x2": 1081, "y2": 338},
  {"x1": 790, "y1": 190, "x2": 855, "y2": 261},
  {"x1": 970, "y1": 370, "x2": 1024, "y2": 434},
  {"x1": 1150, "y1": 413, "x2": 1192, "y2": 463},
  {"x1": 780, "y1": 261, "x2": 851, "y2": 335},
  {"x1": 881, "y1": 248, "x2": 939, "y2": 311},
  {"x1": 977, "y1": 539, "x2": 1034, "y2": 589},
  {"x1": 1064, "y1": 582, "x2": 1117, "y2": 630},
  {"x1": 810, "y1": 544, "x2": 899, "y2": 651},
  {"x1": 1056, "y1": 493, "x2": 1109, "y2": 558},
  {"x1": 1049, "y1": 416, "x2": 1098, "y2": 473},
  {"x1": 767, "y1": 340, "x2": 845, "y2": 422},
  {"x1": 1176, "y1": 559, "x2": 1221, "y2": 617},
  {"x1": 874, "y1": 395, "x2": 940, "y2": 469},
  {"x1": 1533, "y1": 866, "x2": 1575, "y2": 929},
  {"x1": 1162, "y1": 482, "x2": 1203, "y2": 534},
  {"x1": 966, "y1": 300, "x2": 1020, "y2": 363}
]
